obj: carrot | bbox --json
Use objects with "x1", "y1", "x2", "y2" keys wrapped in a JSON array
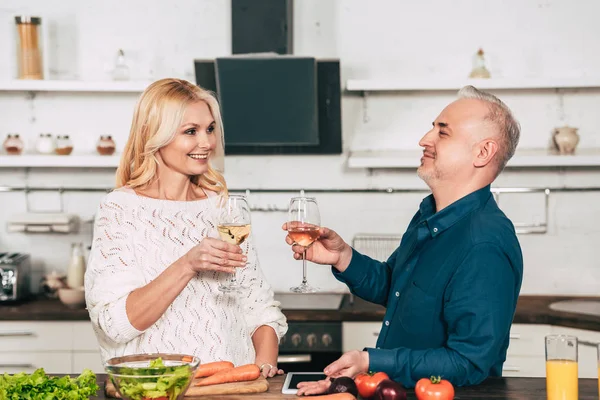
[
  {"x1": 194, "y1": 364, "x2": 260, "y2": 386},
  {"x1": 194, "y1": 361, "x2": 235, "y2": 378}
]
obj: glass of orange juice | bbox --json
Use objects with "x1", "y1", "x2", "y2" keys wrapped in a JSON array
[
  {"x1": 545, "y1": 335, "x2": 578, "y2": 400},
  {"x1": 597, "y1": 343, "x2": 599, "y2": 398}
]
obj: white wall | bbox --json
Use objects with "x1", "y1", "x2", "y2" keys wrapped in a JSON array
[{"x1": 0, "y1": 0, "x2": 599, "y2": 295}]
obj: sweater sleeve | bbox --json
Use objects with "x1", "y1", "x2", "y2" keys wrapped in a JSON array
[
  {"x1": 84, "y1": 193, "x2": 145, "y2": 345},
  {"x1": 237, "y1": 236, "x2": 288, "y2": 341}
]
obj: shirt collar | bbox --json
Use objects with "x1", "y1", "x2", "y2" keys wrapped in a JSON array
[{"x1": 418, "y1": 184, "x2": 492, "y2": 237}]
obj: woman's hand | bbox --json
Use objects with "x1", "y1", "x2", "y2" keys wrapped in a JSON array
[
  {"x1": 257, "y1": 362, "x2": 284, "y2": 378},
  {"x1": 282, "y1": 224, "x2": 353, "y2": 272},
  {"x1": 184, "y1": 237, "x2": 247, "y2": 274}
]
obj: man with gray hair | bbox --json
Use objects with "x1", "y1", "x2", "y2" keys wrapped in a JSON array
[{"x1": 287, "y1": 86, "x2": 524, "y2": 392}]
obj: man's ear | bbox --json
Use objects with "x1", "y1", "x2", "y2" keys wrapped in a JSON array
[{"x1": 474, "y1": 139, "x2": 499, "y2": 168}]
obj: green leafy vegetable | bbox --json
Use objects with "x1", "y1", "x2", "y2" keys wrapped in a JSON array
[
  {"x1": 113, "y1": 357, "x2": 192, "y2": 400},
  {"x1": 0, "y1": 368, "x2": 99, "y2": 400}
]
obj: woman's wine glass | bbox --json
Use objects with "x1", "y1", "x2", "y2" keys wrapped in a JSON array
[
  {"x1": 216, "y1": 194, "x2": 251, "y2": 293},
  {"x1": 287, "y1": 196, "x2": 321, "y2": 293}
]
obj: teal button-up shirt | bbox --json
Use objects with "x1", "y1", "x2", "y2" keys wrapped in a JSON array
[{"x1": 334, "y1": 185, "x2": 523, "y2": 387}]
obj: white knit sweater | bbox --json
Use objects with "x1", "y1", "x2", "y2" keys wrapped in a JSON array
[{"x1": 84, "y1": 188, "x2": 287, "y2": 365}]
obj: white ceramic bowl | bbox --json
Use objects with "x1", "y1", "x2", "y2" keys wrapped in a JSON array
[{"x1": 58, "y1": 287, "x2": 86, "y2": 308}]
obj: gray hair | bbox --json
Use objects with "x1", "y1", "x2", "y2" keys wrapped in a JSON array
[{"x1": 457, "y1": 85, "x2": 521, "y2": 174}]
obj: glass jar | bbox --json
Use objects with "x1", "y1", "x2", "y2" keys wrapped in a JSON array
[
  {"x1": 15, "y1": 16, "x2": 44, "y2": 80},
  {"x1": 55, "y1": 135, "x2": 73, "y2": 155},
  {"x1": 35, "y1": 133, "x2": 55, "y2": 154},
  {"x1": 3, "y1": 134, "x2": 24, "y2": 155},
  {"x1": 97, "y1": 135, "x2": 116, "y2": 155}
]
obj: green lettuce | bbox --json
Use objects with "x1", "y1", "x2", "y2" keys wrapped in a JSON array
[
  {"x1": 0, "y1": 368, "x2": 99, "y2": 400},
  {"x1": 114, "y1": 357, "x2": 192, "y2": 400}
]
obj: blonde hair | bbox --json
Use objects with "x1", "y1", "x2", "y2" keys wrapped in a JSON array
[{"x1": 116, "y1": 78, "x2": 227, "y2": 196}]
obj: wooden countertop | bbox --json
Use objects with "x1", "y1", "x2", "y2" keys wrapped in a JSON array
[
  {"x1": 1, "y1": 294, "x2": 599, "y2": 332},
  {"x1": 91, "y1": 374, "x2": 600, "y2": 399}
]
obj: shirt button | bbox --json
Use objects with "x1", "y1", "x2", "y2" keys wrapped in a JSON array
[
  {"x1": 385, "y1": 321, "x2": 390, "y2": 326},
  {"x1": 395, "y1": 292, "x2": 400, "y2": 297},
  {"x1": 433, "y1": 227, "x2": 438, "y2": 233}
]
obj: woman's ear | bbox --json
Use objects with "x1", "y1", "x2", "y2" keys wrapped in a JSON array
[{"x1": 474, "y1": 139, "x2": 499, "y2": 168}]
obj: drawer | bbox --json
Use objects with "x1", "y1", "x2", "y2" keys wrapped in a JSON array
[
  {"x1": 342, "y1": 322, "x2": 382, "y2": 352},
  {"x1": 506, "y1": 324, "x2": 552, "y2": 357},
  {"x1": 0, "y1": 351, "x2": 72, "y2": 374},
  {"x1": 503, "y1": 355, "x2": 546, "y2": 377},
  {"x1": 0, "y1": 321, "x2": 73, "y2": 352},
  {"x1": 72, "y1": 322, "x2": 100, "y2": 351},
  {"x1": 73, "y1": 352, "x2": 104, "y2": 374}
]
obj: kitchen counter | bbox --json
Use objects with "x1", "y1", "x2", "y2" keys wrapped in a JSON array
[
  {"x1": 2, "y1": 295, "x2": 599, "y2": 331},
  {"x1": 90, "y1": 374, "x2": 600, "y2": 399}
]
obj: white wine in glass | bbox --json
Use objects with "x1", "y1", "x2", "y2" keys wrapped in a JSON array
[
  {"x1": 216, "y1": 194, "x2": 251, "y2": 293},
  {"x1": 288, "y1": 196, "x2": 321, "y2": 293}
]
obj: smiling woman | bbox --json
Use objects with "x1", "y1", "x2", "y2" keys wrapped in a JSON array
[
  {"x1": 85, "y1": 78, "x2": 288, "y2": 379},
  {"x1": 116, "y1": 79, "x2": 226, "y2": 193}
]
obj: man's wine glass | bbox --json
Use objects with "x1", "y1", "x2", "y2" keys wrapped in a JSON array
[{"x1": 287, "y1": 196, "x2": 321, "y2": 293}]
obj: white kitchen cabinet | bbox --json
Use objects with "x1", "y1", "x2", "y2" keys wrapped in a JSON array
[
  {"x1": 0, "y1": 352, "x2": 72, "y2": 374},
  {"x1": 0, "y1": 321, "x2": 74, "y2": 352},
  {"x1": 0, "y1": 321, "x2": 102, "y2": 374},
  {"x1": 342, "y1": 322, "x2": 382, "y2": 352},
  {"x1": 72, "y1": 321, "x2": 101, "y2": 351},
  {"x1": 73, "y1": 352, "x2": 104, "y2": 374},
  {"x1": 505, "y1": 324, "x2": 552, "y2": 357},
  {"x1": 550, "y1": 326, "x2": 600, "y2": 379},
  {"x1": 504, "y1": 324, "x2": 600, "y2": 378}
]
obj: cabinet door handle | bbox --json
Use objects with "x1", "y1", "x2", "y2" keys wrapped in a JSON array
[
  {"x1": 578, "y1": 340, "x2": 599, "y2": 348},
  {"x1": 509, "y1": 333, "x2": 521, "y2": 340},
  {"x1": 502, "y1": 366, "x2": 520, "y2": 372},
  {"x1": 278, "y1": 355, "x2": 311, "y2": 363},
  {"x1": 0, "y1": 363, "x2": 34, "y2": 368},
  {"x1": 373, "y1": 332, "x2": 379, "y2": 337},
  {"x1": 0, "y1": 331, "x2": 35, "y2": 337}
]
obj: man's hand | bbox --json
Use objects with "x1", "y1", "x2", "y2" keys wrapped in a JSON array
[
  {"x1": 325, "y1": 350, "x2": 370, "y2": 378},
  {"x1": 282, "y1": 224, "x2": 353, "y2": 272},
  {"x1": 296, "y1": 351, "x2": 369, "y2": 396}
]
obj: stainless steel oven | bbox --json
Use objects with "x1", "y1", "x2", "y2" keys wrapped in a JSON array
[{"x1": 277, "y1": 321, "x2": 342, "y2": 372}]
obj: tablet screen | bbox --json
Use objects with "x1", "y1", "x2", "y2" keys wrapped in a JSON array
[{"x1": 288, "y1": 373, "x2": 327, "y2": 389}]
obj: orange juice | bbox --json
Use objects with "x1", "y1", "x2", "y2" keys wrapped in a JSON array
[{"x1": 546, "y1": 360, "x2": 578, "y2": 400}]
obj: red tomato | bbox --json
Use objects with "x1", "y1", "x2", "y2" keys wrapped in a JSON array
[
  {"x1": 354, "y1": 371, "x2": 390, "y2": 399},
  {"x1": 415, "y1": 376, "x2": 455, "y2": 400},
  {"x1": 143, "y1": 397, "x2": 168, "y2": 400}
]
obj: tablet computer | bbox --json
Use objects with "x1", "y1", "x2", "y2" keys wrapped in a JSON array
[{"x1": 281, "y1": 372, "x2": 328, "y2": 394}]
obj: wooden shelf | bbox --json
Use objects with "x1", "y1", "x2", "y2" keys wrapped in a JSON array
[
  {"x1": 0, "y1": 80, "x2": 151, "y2": 93},
  {"x1": 347, "y1": 149, "x2": 600, "y2": 169},
  {"x1": 346, "y1": 77, "x2": 600, "y2": 92},
  {"x1": 0, "y1": 154, "x2": 120, "y2": 168}
]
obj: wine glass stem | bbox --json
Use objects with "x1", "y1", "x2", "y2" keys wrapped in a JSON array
[
  {"x1": 301, "y1": 249, "x2": 308, "y2": 285},
  {"x1": 230, "y1": 268, "x2": 238, "y2": 286}
]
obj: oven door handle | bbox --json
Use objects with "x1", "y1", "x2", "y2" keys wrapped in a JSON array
[{"x1": 277, "y1": 354, "x2": 312, "y2": 363}]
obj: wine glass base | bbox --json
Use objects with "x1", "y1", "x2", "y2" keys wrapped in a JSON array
[{"x1": 289, "y1": 283, "x2": 319, "y2": 293}]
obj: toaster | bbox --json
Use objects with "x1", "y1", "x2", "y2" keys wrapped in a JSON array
[{"x1": 0, "y1": 253, "x2": 31, "y2": 302}]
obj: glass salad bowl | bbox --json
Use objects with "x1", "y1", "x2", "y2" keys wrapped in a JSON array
[{"x1": 105, "y1": 353, "x2": 200, "y2": 400}]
